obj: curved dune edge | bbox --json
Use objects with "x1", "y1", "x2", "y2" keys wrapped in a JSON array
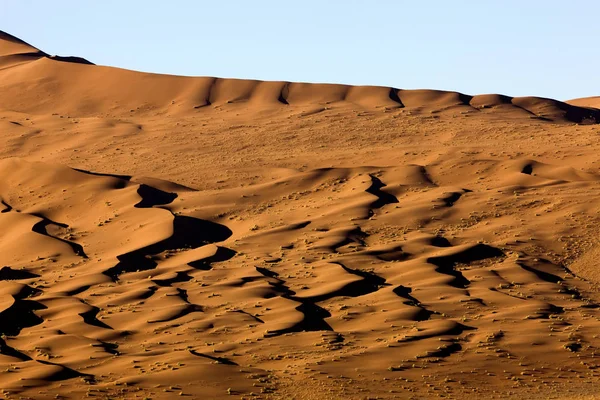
[{"x1": 0, "y1": 30, "x2": 598, "y2": 123}]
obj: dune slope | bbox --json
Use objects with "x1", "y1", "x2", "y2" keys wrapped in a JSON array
[{"x1": 568, "y1": 96, "x2": 600, "y2": 109}]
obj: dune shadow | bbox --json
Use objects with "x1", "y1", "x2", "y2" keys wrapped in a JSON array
[
  {"x1": 0, "y1": 298, "x2": 46, "y2": 336},
  {"x1": 0, "y1": 266, "x2": 39, "y2": 280},
  {"x1": 104, "y1": 216, "x2": 233, "y2": 280},
  {"x1": 427, "y1": 244, "x2": 505, "y2": 288}
]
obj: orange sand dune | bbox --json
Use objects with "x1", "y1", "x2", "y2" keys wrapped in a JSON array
[
  {"x1": 1, "y1": 31, "x2": 598, "y2": 124},
  {"x1": 1, "y1": 30, "x2": 600, "y2": 399},
  {"x1": 568, "y1": 96, "x2": 600, "y2": 109}
]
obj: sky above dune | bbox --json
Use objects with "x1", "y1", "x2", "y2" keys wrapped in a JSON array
[{"x1": 2, "y1": 1, "x2": 598, "y2": 100}]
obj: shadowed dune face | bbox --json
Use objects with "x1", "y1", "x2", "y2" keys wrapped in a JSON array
[
  {"x1": 2, "y1": 31, "x2": 600, "y2": 399},
  {"x1": 0, "y1": 31, "x2": 44, "y2": 57}
]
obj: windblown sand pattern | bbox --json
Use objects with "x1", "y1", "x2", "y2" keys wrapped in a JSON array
[{"x1": 1, "y1": 30, "x2": 600, "y2": 399}]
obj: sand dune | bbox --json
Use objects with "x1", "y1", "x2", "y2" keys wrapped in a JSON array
[
  {"x1": 1, "y1": 31, "x2": 598, "y2": 124},
  {"x1": 568, "y1": 96, "x2": 600, "y2": 109},
  {"x1": 1, "y1": 30, "x2": 600, "y2": 399}
]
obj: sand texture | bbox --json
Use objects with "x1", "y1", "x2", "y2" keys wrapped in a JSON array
[{"x1": 2, "y1": 30, "x2": 600, "y2": 399}]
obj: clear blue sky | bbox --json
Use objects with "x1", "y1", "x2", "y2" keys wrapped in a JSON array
[{"x1": 2, "y1": 1, "x2": 598, "y2": 100}]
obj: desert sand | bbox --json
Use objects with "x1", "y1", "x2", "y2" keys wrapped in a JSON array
[{"x1": 2, "y1": 30, "x2": 600, "y2": 399}]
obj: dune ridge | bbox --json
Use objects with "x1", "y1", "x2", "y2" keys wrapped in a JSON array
[
  {"x1": 1, "y1": 31, "x2": 600, "y2": 399},
  {"x1": 1, "y1": 30, "x2": 598, "y2": 123}
]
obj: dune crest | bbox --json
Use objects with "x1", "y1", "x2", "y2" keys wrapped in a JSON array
[{"x1": 0, "y1": 30, "x2": 598, "y2": 123}]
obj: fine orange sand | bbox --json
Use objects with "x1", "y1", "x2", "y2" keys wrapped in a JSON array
[{"x1": 2, "y1": 30, "x2": 600, "y2": 399}]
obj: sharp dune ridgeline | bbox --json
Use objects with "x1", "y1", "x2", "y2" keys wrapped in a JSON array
[{"x1": 1, "y1": 30, "x2": 600, "y2": 399}]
